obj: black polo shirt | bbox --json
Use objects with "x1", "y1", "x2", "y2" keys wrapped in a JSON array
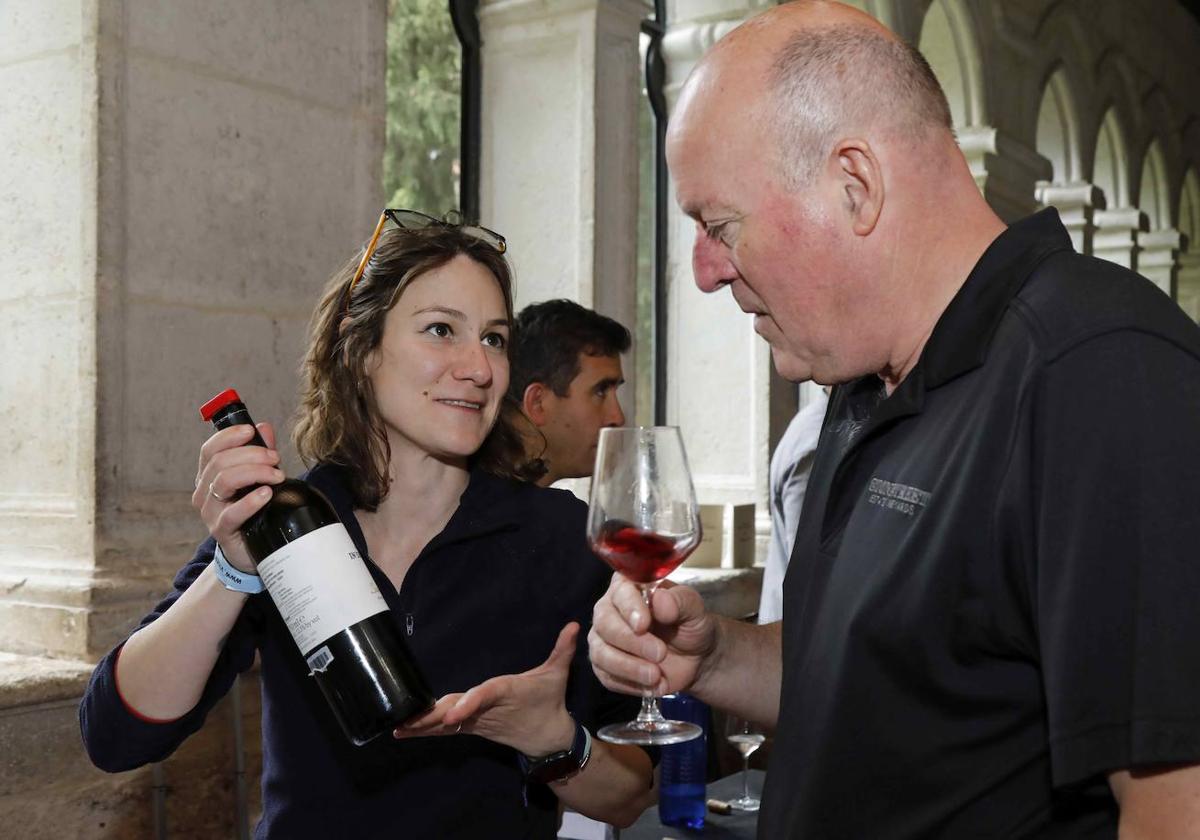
[{"x1": 760, "y1": 209, "x2": 1200, "y2": 838}]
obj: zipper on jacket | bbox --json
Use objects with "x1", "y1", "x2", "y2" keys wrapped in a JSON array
[{"x1": 405, "y1": 613, "x2": 414, "y2": 636}]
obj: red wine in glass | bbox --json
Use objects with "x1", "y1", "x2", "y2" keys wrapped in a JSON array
[
  {"x1": 591, "y1": 521, "x2": 692, "y2": 584},
  {"x1": 587, "y1": 426, "x2": 703, "y2": 746}
]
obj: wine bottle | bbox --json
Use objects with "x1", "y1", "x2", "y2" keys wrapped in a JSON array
[{"x1": 199, "y1": 388, "x2": 434, "y2": 745}]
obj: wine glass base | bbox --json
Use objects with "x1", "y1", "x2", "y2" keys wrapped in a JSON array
[
  {"x1": 729, "y1": 796, "x2": 761, "y2": 812},
  {"x1": 597, "y1": 719, "x2": 703, "y2": 746}
]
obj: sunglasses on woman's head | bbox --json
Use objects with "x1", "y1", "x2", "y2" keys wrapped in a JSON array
[{"x1": 345, "y1": 209, "x2": 507, "y2": 306}]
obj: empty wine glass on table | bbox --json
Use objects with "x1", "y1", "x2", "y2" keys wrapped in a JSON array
[
  {"x1": 725, "y1": 715, "x2": 765, "y2": 812},
  {"x1": 587, "y1": 426, "x2": 703, "y2": 746}
]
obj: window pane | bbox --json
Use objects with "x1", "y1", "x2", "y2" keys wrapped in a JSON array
[{"x1": 385, "y1": 0, "x2": 461, "y2": 215}]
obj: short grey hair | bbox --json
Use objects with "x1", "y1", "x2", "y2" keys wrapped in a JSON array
[{"x1": 766, "y1": 24, "x2": 953, "y2": 185}]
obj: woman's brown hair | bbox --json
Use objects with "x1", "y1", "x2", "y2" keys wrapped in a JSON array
[{"x1": 293, "y1": 224, "x2": 525, "y2": 511}]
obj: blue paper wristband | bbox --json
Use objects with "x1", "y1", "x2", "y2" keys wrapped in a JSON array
[{"x1": 212, "y1": 543, "x2": 265, "y2": 594}]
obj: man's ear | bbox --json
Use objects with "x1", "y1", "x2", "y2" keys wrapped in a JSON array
[
  {"x1": 836, "y1": 139, "x2": 884, "y2": 236},
  {"x1": 522, "y1": 382, "x2": 549, "y2": 426}
]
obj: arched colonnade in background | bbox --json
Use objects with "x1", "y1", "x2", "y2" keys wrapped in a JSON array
[{"x1": 906, "y1": 0, "x2": 1200, "y2": 311}]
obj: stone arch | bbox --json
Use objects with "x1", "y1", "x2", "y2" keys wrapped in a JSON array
[
  {"x1": 1092, "y1": 106, "x2": 1130, "y2": 210},
  {"x1": 1137, "y1": 139, "x2": 1171, "y2": 230},
  {"x1": 1184, "y1": 116, "x2": 1200, "y2": 177},
  {"x1": 862, "y1": 0, "x2": 926, "y2": 46},
  {"x1": 1088, "y1": 48, "x2": 1141, "y2": 208},
  {"x1": 1036, "y1": 66, "x2": 1082, "y2": 183},
  {"x1": 1183, "y1": 116, "x2": 1200, "y2": 200},
  {"x1": 1032, "y1": 3, "x2": 1097, "y2": 180},
  {"x1": 1093, "y1": 48, "x2": 1141, "y2": 118},
  {"x1": 1180, "y1": 166, "x2": 1200, "y2": 251},
  {"x1": 917, "y1": 0, "x2": 986, "y2": 128},
  {"x1": 1179, "y1": 164, "x2": 1200, "y2": 319},
  {"x1": 1139, "y1": 87, "x2": 1185, "y2": 218}
]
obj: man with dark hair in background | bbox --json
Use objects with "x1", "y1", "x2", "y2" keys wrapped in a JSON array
[{"x1": 509, "y1": 299, "x2": 631, "y2": 486}]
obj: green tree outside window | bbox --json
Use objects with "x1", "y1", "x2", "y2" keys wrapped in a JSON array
[{"x1": 385, "y1": 0, "x2": 461, "y2": 215}]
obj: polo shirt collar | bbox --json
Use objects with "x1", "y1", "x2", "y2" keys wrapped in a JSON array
[
  {"x1": 305, "y1": 462, "x2": 523, "y2": 557},
  {"x1": 916, "y1": 207, "x2": 1073, "y2": 391},
  {"x1": 839, "y1": 208, "x2": 1073, "y2": 433},
  {"x1": 433, "y1": 466, "x2": 524, "y2": 548}
]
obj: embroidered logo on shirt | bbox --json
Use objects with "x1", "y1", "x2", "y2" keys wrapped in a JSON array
[{"x1": 866, "y1": 477, "x2": 932, "y2": 517}]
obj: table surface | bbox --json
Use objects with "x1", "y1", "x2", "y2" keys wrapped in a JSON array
[{"x1": 621, "y1": 769, "x2": 765, "y2": 839}]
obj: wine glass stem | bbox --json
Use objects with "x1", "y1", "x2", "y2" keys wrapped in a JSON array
[
  {"x1": 635, "y1": 582, "x2": 667, "y2": 724},
  {"x1": 636, "y1": 694, "x2": 664, "y2": 724},
  {"x1": 743, "y1": 757, "x2": 750, "y2": 801}
]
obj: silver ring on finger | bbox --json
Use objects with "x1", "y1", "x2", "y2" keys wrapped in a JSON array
[{"x1": 209, "y1": 481, "x2": 230, "y2": 503}]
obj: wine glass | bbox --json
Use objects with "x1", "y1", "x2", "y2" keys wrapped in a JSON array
[
  {"x1": 724, "y1": 715, "x2": 765, "y2": 812},
  {"x1": 587, "y1": 426, "x2": 703, "y2": 746}
]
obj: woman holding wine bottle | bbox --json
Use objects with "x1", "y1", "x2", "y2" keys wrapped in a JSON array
[{"x1": 79, "y1": 214, "x2": 656, "y2": 838}]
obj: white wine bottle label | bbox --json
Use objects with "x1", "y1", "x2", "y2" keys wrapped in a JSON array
[{"x1": 257, "y1": 524, "x2": 389, "y2": 655}]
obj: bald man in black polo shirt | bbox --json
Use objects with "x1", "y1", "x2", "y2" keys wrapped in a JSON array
[{"x1": 588, "y1": 2, "x2": 1200, "y2": 837}]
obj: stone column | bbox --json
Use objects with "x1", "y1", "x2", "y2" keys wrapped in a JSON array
[
  {"x1": 0, "y1": 0, "x2": 386, "y2": 660},
  {"x1": 957, "y1": 126, "x2": 1052, "y2": 223},
  {"x1": 1136, "y1": 228, "x2": 1184, "y2": 297},
  {"x1": 0, "y1": 2, "x2": 97, "y2": 659},
  {"x1": 1177, "y1": 252, "x2": 1200, "y2": 322},
  {"x1": 1035, "y1": 182, "x2": 1104, "y2": 255},
  {"x1": 659, "y1": 1, "x2": 789, "y2": 565},
  {"x1": 478, "y1": 0, "x2": 648, "y2": 423},
  {"x1": 1093, "y1": 207, "x2": 1149, "y2": 271}
]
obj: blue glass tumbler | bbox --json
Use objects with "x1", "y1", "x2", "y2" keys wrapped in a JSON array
[{"x1": 658, "y1": 693, "x2": 707, "y2": 830}]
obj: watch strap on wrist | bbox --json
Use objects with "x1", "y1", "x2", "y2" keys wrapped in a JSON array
[
  {"x1": 212, "y1": 543, "x2": 265, "y2": 594},
  {"x1": 562, "y1": 723, "x2": 593, "y2": 785},
  {"x1": 520, "y1": 715, "x2": 592, "y2": 785}
]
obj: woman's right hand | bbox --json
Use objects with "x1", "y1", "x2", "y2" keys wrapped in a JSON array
[
  {"x1": 191, "y1": 422, "x2": 285, "y2": 573},
  {"x1": 395, "y1": 622, "x2": 581, "y2": 757}
]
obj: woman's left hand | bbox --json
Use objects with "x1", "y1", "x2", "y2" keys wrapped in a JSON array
[{"x1": 394, "y1": 622, "x2": 579, "y2": 758}]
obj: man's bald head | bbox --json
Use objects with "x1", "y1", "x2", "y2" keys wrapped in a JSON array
[
  {"x1": 666, "y1": 1, "x2": 1000, "y2": 390},
  {"x1": 679, "y1": 1, "x2": 953, "y2": 187}
]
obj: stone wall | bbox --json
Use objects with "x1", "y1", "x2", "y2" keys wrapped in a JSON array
[
  {"x1": 1, "y1": 0, "x2": 382, "y2": 836},
  {"x1": 0, "y1": 0, "x2": 387, "y2": 662},
  {"x1": 0, "y1": 659, "x2": 263, "y2": 839}
]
